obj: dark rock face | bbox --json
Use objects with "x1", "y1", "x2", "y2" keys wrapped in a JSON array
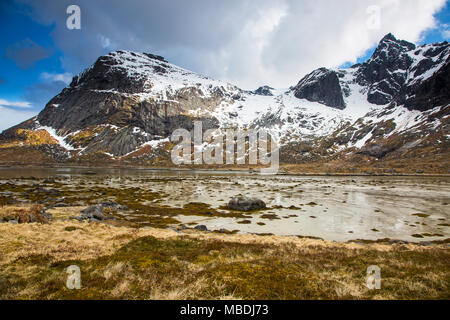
[
  {"x1": 397, "y1": 45, "x2": 450, "y2": 112},
  {"x1": 293, "y1": 68, "x2": 346, "y2": 109},
  {"x1": 194, "y1": 225, "x2": 208, "y2": 231},
  {"x1": 355, "y1": 33, "x2": 416, "y2": 105},
  {"x1": 32, "y1": 51, "x2": 225, "y2": 156},
  {"x1": 227, "y1": 197, "x2": 266, "y2": 212},
  {"x1": 357, "y1": 144, "x2": 395, "y2": 159},
  {"x1": 253, "y1": 86, "x2": 274, "y2": 96},
  {"x1": 69, "y1": 53, "x2": 148, "y2": 94},
  {"x1": 289, "y1": 33, "x2": 449, "y2": 112},
  {"x1": 353, "y1": 34, "x2": 450, "y2": 110}
]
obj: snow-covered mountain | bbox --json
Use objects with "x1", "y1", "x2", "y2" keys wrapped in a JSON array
[{"x1": 0, "y1": 34, "x2": 449, "y2": 171}]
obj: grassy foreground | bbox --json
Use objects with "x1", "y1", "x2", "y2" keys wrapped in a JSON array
[{"x1": 0, "y1": 209, "x2": 449, "y2": 300}]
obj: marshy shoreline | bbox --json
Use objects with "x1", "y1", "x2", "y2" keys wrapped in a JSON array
[
  {"x1": 2, "y1": 164, "x2": 450, "y2": 177},
  {"x1": 0, "y1": 167, "x2": 449, "y2": 299}
]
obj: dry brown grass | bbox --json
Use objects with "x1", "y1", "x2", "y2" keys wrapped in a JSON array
[
  {"x1": 0, "y1": 216, "x2": 448, "y2": 300},
  {"x1": 0, "y1": 205, "x2": 50, "y2": 224}
]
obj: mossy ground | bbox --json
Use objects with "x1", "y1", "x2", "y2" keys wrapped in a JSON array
[{"x1": 0, "y1": 220, "x2": 448, "y2": 300}]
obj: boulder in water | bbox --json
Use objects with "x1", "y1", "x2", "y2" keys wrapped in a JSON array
[{"x1": 227, "y1": 197, "x2": 266, "y2": 212}]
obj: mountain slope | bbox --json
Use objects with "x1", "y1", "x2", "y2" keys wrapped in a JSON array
[{"x1": 0, "y1": 34, "x2": 449, "y2": 173}]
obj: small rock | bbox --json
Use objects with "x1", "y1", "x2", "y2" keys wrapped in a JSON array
[
  {"x1": 54, "y1": 203, "x2": 70, "y2": 208},
  {"x1": 389, "y1": 240, "x2": 409, "y2": 245},
  {"x1": 74, "y1": 205, "x2": 114, "y2": 221},
  {"x1": 194, "y1": 225, "x2": 208, "y2": 231},
  {"x1": 100, "y1": 201, "x2": 128, "y2": 211},
  {"x1": 227, "y1": 197, "x2": 266, "y2": 212},
  {"x1": 81, "y1": 205, "x2": 106, "y2": 220}
]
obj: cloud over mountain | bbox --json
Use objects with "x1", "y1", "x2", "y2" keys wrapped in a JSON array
[{"x1": 17, "y1": 0, "x2": 447, "y2": 88}]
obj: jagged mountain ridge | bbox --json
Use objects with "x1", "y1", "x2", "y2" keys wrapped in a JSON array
[{"x1": 0, "y1": 33, "x2": 449, "y2": 170}]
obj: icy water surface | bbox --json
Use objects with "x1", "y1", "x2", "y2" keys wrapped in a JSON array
[{"x1": 1, "y1": 167, "x2": 449, "y2": 242}]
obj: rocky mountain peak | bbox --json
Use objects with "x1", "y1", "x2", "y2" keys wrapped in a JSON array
[
  {"x1": 69, "y1": 51, "x2": 171, "y2": 94},
  {"x1": 0, "y1": 34, "x2": 448, "y2": 166},
  {"x1": 253, "y1": 86, "x2": 274, "y2": 96},
  {"x1": 352, "y1": 34, "x2": 416, "y2": 105},
  {"x1": 370, "y1": 33, "x2": 416, "y2": 64},
  {"x1": 379, "y1": 33, "x2": 415, "y2": 48},
  {"x1": 293, "y1": 68, "x2": 346, "y2": 110}
]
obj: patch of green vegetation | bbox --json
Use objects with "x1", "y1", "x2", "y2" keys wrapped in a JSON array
[
  {"x1": 64, "y1": 226, "x2": 80, "y2": 232},
  {"x1": 260, "y1": 214, "x2": 280, "y2": 220},
  {"x1": 412, "y1": 213, "x2": 431, "y2": 218},
  {"x1": 1, "y1": 235, "x2": 449, "y2": 300}
]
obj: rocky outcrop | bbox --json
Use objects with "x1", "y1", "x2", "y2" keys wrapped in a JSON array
[
  {"x1": 194, "y1": 225, "x2": 208, "y2": 231},
  {"x1": 227, "y1": 197, "x2": 266, "y2": 212},
  {"x1": 28, "y1": 51, "x2": 230, "y2": 156},
  {"x1": 293, "y1": 68, "x2": 346, "y2": 109},
  {"x1": 253, "y1": 86, "x2": 274, "y2": 96},
  {"x1": 397, "y1": 44, "x2": 450, "y2": 111},
  {"x1": 357, "y1": 144, "x2": 395, "y2": 159},
  {"x1": 353, "y1": 34, "x2": 450, "y2": 110},
  {"x1": 72, "y1": 202, "x2": 125, "y2": 222},
  {"x1": 355, "y1": 33, "x2": 416, "y2": 105}
]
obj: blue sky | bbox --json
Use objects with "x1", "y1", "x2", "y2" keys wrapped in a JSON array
[
  {"x1": 0, "y1": 0, "x2": 449, "y2": 131},
  {"x1": 340, "y1": 2, "x2": 450, "y2": 68}
]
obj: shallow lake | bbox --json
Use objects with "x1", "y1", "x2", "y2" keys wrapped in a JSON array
[{"x1": 1, "y1": 167, "x2": 449, "y2": 242}]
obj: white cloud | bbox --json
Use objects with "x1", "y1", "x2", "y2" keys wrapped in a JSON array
[
  {"x1": 256, "y1": 0, "x2": 447, "y2": 88},
  {"x1": 99, "y1": 35, "x2": 112, "y2": 48},
  {"x1": 440, "y1": 23, "x2": 450, "y2": 39},
  {"x1": 40, "y1": 72, "x2": 73, "y2": 85},
  {"x1": 0, "y1": 106, "x2": 37, "y2": 133},
  {"x1": 443, "y1": 29, "x2": 450, "y2": 39},
  {"x1": 0, "y1": 98, "x2": 32, "y2": 108},
  {"x1": 19, "y1": 0, "x2": 448, "y2": 89}
]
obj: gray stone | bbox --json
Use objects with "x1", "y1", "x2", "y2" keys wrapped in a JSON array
[
  {"x1": 54, "y1": 203, "x2": 70, "y2": 207},
  {"x1": 78, "y1": 205, "x2": 107, "y2": 221},
  {"x1": 253, "y1": 86, "x2": 274, "y2": 96},
  {"x1": 293, "y1": 68, "x2": 346, "y2": 109},
  {"x1": 227, "y1": 197, "x2": 266, "y2": 212},
  {"x1": 100, "y1": 201, "x2": 128, "y2": 211},
  {"x1": 388, "y1": 240, "x2": 409, "y2": 245},
  {"x1": 194, "y1": 225, "x2": 208, "y2": 231}
]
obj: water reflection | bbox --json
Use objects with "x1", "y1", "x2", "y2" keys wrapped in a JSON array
[{"x1": 0, "y1": 167, "x2": 449, "y2": 242}]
